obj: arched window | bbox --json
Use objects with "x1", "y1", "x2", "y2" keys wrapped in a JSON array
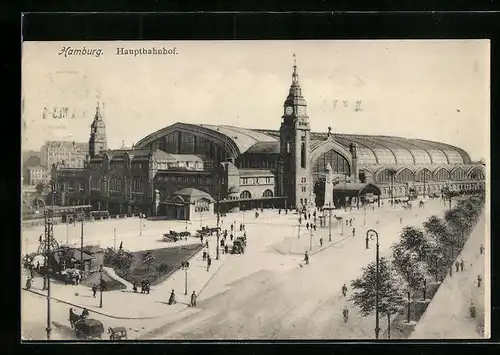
[
  {"x1": 416, "y1": 169, "x2": 432, "y2": 182},
  {"x1": 468, "y1": 167, "x2": 485, "y2": 180},
  {"x1": 376, "y1": 169, "x2": 395, "y2": 184},
  {"x1": 312, "y1": 149, "x2": 350, "y2": 176},
  {"x1": 240, "y1": 191, "x2": 252, "y2": 199},
  {"x1": 262, "y1": 189, "x2": 273, "y2": 197},
  {"x1": 434, "y1": 168, "x2": 451, "y2": 181},
  {"x1": 395, "y1": 168, "x2": 415, "y2": 183},
  {"x1": 451, "y1": 167, "x2": 467, "y2": 181}
]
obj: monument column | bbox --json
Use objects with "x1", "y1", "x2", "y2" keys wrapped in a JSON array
[{"x1": 323, "y1": 163, "x2": 335, "y2": 209}]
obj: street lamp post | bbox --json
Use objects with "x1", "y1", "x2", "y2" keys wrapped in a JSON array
[
  {"x1": 181, "y1": 261, "x2": 190, "y2": 295},
  {"x1": 216, "y1": 194, "x2": 221, "y2": 260},
  {"x1": 366, "y1": 229, "x2": 380, "y2": 340},
  {"x1": 42, "y1": 180, "x2": 56, "y2": 340},
  {"x1": 99, "y1": 265, "x2": 104, "y2": 308},
  {"x1": 328, "y1": 202, "x2": 332, "y2": 242},
  {"x1": 139, "y1": 213, "x2": 144, "y2": 237},
  {"x1": 309, "y1": 225, "x2": 313, "y2": 251},
  {"x1": 65, "y1": 220, "x2": 69, "y2": 245},
  {"x1": 80, "y1": 217, "x2": 84, "y2": 275}
]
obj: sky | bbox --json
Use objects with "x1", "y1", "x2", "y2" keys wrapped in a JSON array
[{"x1": 21, "y1": 40, "x2": 489, "y2": 161}]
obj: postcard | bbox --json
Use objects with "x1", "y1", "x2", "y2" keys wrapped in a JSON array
[{"x1": 21, "y1": 40, "x2": 490, "y2": 341}]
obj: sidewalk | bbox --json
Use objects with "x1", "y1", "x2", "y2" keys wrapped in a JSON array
[
  {"x1": 21, "y1": 231, "x2": 229, "y2": 320},
  {"x1": 409, "y1": 211, "x2": 487, "y2": 339}
]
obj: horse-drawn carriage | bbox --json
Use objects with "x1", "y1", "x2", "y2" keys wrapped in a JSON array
[
  {"x1": 69, "y1": 308, "x2": 104, "y2": 339},
  {"x1": 108, "y1": 326, "x2": 127, "y2": 340},
  {"x1": 162, "y1": 230, "x2": 191, "y2": 242},
  {"x1": 74, "y1": 318, "x2": 104, "y2": 339},
  {"x1": 196, "y1": 226, "x2": 220, "y2": 236}
]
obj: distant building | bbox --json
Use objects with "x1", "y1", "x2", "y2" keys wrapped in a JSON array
[
  {"x1": 24, "y1": 164, "x2": 49, "y2": 186},
  {"x1": 40, "y1": 140, "x2": 89, "y2": 169}
]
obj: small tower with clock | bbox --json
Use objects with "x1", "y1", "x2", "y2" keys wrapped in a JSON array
[
  {"x1": 89, "y1": 102, "x2": 108, "y2": 158},
  {"x1": 279, "y1": 55, "x2": 311, "y2": 209}
]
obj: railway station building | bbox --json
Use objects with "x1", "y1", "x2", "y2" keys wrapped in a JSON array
[{"x1": 52, "y1": 62, "x2": 486, "y2": 220}]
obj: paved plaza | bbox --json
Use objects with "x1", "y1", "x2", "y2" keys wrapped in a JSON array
[{"x1": 22, "y1": 199, "x2": 461, "y2": 340}]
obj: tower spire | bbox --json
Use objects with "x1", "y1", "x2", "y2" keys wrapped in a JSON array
[
  {"x1": 292, "y1": 53, "x2": 299, "y2": 84},
  {"x1": 95, "y1": 101, "x2": 102, "y2": 120}
]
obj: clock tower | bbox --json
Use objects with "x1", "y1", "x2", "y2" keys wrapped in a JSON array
[
  {"x1": 89, "y1": 102, "x2": 108, "y2": 158},
  {"x1": 280, "y1": 55, "x2": 311, "y2": 209}
]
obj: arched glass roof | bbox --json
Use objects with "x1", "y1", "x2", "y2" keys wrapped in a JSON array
[{"x1": 135, "y1": 124, "x2": 472, "y2": 166}]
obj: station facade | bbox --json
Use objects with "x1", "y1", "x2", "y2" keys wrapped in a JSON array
[{"x1": 53, "y1": 62, "x2": 486, "y2": 219}]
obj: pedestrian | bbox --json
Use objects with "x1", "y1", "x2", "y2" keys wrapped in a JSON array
[
  {"x1": 319, "y1": 237, "x2": 323, "y2": 247},
  {"x1": 477, "y1": 275, "x2": 482, "y2": 288},
  {"x1": 200, "y1": 235, "x2": 203, "y2": 244},
  {"x1": 36, "y1": 261, "x2": 40, "y2": 272},
  {"x1": 365, "y1": 236, "x2": 369, "y2": 249},
  {"x1": 299, "y1": 217, "x2": 302, "y2": 224},
  {"x1": 145, "y1": 279, "x2": 150, "y2": 294},
  {"x1": 206, "y1": 240, "x2": 209, "y2": 248},
  {"x1": 132, "y1": 281, "x2": 137, "y2": 293},
  {"x1": 455, "y1": 261, "x2": 460, "y2": 272},
  {"x1": 346, "y1": 219, "x2": 348, "y2": 226},
  {"x1": 279, "y1": 209, "x2": 281, "y2": 215},
  {"x1": 39, "y1": 234, "x2": 43, "y2": 244},
  {"x1": 140, "y1": 280, "x2": 145, "y2": 294},
  {"x1": 119, "y1": 241, "x2": 123, "y2": 251},
  {"x1": 313, "y1": 224, "x2": 316, "y2": 231},
  {"x1": 308, "y1": 213, "x2": 311, "y2": 220},
  {"x1": 480, "y1": 244, "x2": 484, "y2": 254},
  {"x1": 243, "y1": 224, "x2": 245, "y2": 230},
  {"x1": 239, "y1": 223, "x2": 242, "y2": 231},
  {"x1": 92, "y1": 284, "x2": 98, "y2": 298},
  {"x1": 168, "y1": 289, "x2": 176, "y2": 305},
  {"x1": 306, "y1": 222, "x2": 309, "y2": 230},
  {"x1": 342, "y1": 283, "x2": 347, "y2": 297},
  {"x1": 352, "y1": 228, "x2": 355, "y2": 238},
  {"x1": 207, "y1": 256, "x2": 212, "y2": 271},
  {"x1": 460, "y1": 259, "x2": 464, "y2": 272},
  {"x1": 202, "y1": 250, "x2": 207, "y2": 261},
  {"x1": 231, "y1": 223, "x2": 234, "y2": 232},
  {"x1": 224, "y1": 245, "x2": 229, "y2": 254},
  {"x1": 191, "y1": 290, "x2": 197, "y2": 307},
  {"x1": 343, "y1": 307, "x2": 349, "y2": 323},
  {"x1": 285, "y1": 209, "x2": 288, "y2": 215},
  {"x1": 349, "y1": 218, "x2": 352, "y2": 227},
  {"x1": 230, "y1": 233, "x2": 234, "y2": 241},
  {"x1": 75, "y1": 273, "x2": 80, "y2": 285},
  {"x1": 304, "y1": 251, "x2": 309, "y2": 265}
]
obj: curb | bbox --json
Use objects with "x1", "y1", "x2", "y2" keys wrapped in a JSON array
[
  {"x1": 285, "y1": 235, "x2": 352, "y2": 256},
  {"x1": 24, "y1": 288, "x2": 187, "y2": 320},
  {"x1": 197, "y1": 260, "x2": 226, "y2": 298}
]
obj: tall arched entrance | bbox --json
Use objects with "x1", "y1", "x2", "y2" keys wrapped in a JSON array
[{"x1": 311, "y1": 148, "x2": 351, "y2": 206}]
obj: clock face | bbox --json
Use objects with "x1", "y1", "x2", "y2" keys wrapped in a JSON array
[{"x1": 285, "y1": 106, "x2": 293, "y2": 115}]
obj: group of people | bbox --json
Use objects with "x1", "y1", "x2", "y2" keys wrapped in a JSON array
[
  {"x1": 132, "y1": 279, "x2": 151, "y2": 294},
  {"x1": 167, "y1": 289, "x2": 198, "y2": 307}
]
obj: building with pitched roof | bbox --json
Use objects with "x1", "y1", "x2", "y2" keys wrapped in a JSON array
[{"x1": 53, "y1": 60, "x2": 485, "y2": 218}]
